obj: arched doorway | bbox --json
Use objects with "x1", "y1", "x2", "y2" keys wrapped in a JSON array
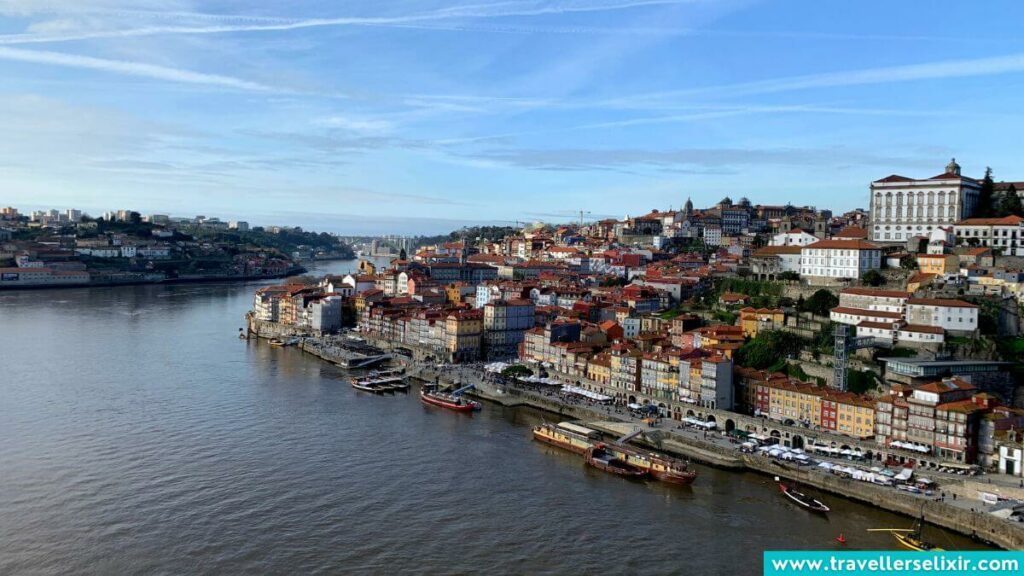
[
  {"x1": 725, "y1": 419, "x2": 736, "y2": 433},
  {"x1": 686, "y1": 409, "x2": 695, "y2": 417},
  {"x1": 628, "y1": 395, "x2": 637, "y2": 404},
  {"x1": 791, "y1": 435, "x2": 804, "y2": 450}
]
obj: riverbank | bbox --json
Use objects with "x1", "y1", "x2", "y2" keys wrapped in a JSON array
[
  {"x1": 261, "y1": 330, "x2": 1024, "y2": 550},
  {"x1": 449, "y1": 373, "x2": 1024, "y2": 550}
]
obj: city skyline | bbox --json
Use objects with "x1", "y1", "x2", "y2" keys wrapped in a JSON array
[{"x1": 4, "y1": 1, "x2": 1024, "y2": 234}]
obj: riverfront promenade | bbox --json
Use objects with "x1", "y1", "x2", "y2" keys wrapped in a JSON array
[{"x1": 402, "y1": 361, "x2": 1024, "y2": 550}]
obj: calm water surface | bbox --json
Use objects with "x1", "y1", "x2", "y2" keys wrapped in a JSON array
[{"x1": 0, "y1": 260, "x2": 984, "y2": 575}]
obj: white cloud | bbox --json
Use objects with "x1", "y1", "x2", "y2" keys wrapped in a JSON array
[
  {"x1": 0, "y1": 46, "x2": 273, "y2": 91},
  {"x1": 315, "y1": 115, "x2": 395, "y2": 135},
  {"x1": 0, "y1": 0, "x2": 704, "y2": 45},
  {"x1": 604, "y1": 52, "x2": 1024, "y2": 105}
]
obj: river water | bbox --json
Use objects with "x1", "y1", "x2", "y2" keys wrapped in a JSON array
[{"x1": 0, "y1": 260, "x2": 985, "y2": 575}]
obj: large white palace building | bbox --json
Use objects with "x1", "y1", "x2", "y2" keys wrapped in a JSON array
[{"x1": 869, "y1": 159, "x2": 981, "y2": 244}]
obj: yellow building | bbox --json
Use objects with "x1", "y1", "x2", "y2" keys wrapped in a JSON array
[
  {"x1": 833, "y1": 397, "x2": 875, "y2": 439},
  {"x1": 916, "y1": 253, "x2": 957, "y2": 275},
  {"x1": 444, "y1": 309, "x2": 482, "y2": 361},
  {"x1": 767, "y1": 381, "x2": 823, "y2": 428},
  {"x1": 587, "y1": 354, "x2": 611, "y2": 385},
  {"x1": 738, "y1": 307, "x2": 786, "y2": 338}
]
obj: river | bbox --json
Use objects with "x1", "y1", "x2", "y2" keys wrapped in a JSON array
[{"x1": 0, "y1": 259, "x2": 985, "y2": 575}]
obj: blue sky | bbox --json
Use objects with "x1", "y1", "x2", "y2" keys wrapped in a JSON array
[{"x1": 2, "y1": 1, "x2": 1024, "y2": 234}]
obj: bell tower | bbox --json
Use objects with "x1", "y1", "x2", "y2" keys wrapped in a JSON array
[{"x1": 946, "y1": 157, "x2": 961, "y2": 176}]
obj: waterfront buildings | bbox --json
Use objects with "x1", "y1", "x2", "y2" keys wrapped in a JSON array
[{"x1": 874, "y1": 378, "x2": 991, "y2": 464}]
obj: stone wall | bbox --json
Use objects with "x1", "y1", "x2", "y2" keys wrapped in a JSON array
[{"x1": 755, "y1": 455, "x2": 1024, "y2": 550}]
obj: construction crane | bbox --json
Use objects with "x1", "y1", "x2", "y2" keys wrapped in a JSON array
[{"x1": 578, "y1": 210, "x2": 592, "y2": 228}]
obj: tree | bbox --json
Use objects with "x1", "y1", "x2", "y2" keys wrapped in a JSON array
[
  {"x1": 501, "y1": 365, "x2": 533, "y2": 379},
  {"x1": 997, "y1": 184, "x2": 1023, "y2": 217},
  {"x1": 778, "y1": 271, "x2": 800, "y2": 282},
  {"x1": 861, "y1": 269, "x2": 886, "y2": 287},
  {"x1": 900, "y1": 254, "x2": 918, "y2": 271},
  {"x1": 735, "y1": 330, "x2": 809, "y2": 369},
  {"x1": 977, "y1": 167, "x2": 995, "y2": 217},
  {"x1": 800, "y1": 289, "x2": 838, "y2": 317}
]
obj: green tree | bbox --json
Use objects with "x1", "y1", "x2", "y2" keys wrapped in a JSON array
[
  {"x1": 977, "y1": 167, "x2": 994, "y2": 217},
  {"x1": 861, "y1": 269, "x2": 886, "y2": 287},
  {"x1": 778, "y1": 271, "x2": 800, "y2": 282},
  {"x1": 735, "y1": 330, "x2": 809, "y2": 369},
  {"x1": 501, "y1": 365, "x2": 533, "y2": 379},
  {"x1": 997, "y1": 184, "x2": 1023, "y2": 217},
  {"x1": 800, "y1": 289, "x2": 838, "y2": 316}
]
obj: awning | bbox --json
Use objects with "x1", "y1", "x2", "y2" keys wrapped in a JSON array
[
  {"x1": 561, "y1": 384, "x2": 612, "y2": 402},
  {"x1": 683, "y1": 417, "x2": 716, "y2": 429},
  {"x1": 895, "y1": 468, "x2": 913, "y2": 481}
]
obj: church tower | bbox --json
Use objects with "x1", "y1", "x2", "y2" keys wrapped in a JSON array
[
  {"x1": 946, "y1": 157, "x2": 961, "y2": 176},
  {"x1": 684, "y1": 197, "x2": 693, "y2": 216}
]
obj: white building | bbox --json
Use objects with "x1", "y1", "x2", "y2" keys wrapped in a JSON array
[
  {"x1": 800, "y1": 239, "x2": 882, "y2": 283},
  {"x1": 869, "y1": 159, "x2": 981, "y2": 244},
  {"x1": 905, "y1": 298, "x2": 978, "y2": 335},
  {"x1": 768, "y1": 228, "x2": 818, "y2": 247},
  {"x1": 953, "y1": 215, "x2": 1024, "y2": 257},
  {"x1": 702, "y1": 225, "x2": 722, "y2": 247},
  {"x1": 309, "y1": 295, "x2": 343, "y2": 333},
  {"x1": 229, "y1": 221, "x2": 250, "y2": 232}
]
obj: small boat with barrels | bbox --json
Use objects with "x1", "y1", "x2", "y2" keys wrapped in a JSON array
[
  {"x1": 420, "y1": 385, "x2": 481, "y2": 412},
  {"x1": 584, "y1": 443, "x2": 648, "y2": 478},
  {"x1": 606, "y1": 442, "x2": 696, "y2": 485},
  {"x1": 532, "y1": 422, "x2": 601, "y2": 455},
  {"x1": 777, "y1": 478, "x2": 830, "y2": 513},
  {"x1": 868, "y1": 513, "x2": 944, "y2": 551}
]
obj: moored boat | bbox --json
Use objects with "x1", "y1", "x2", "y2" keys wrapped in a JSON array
[
  {"x1": 605, "y1": 442, "x2": 697, "y2": 485},
  {"x1": 584, "y1": 444, "x2": 648, "y2": 478},
  {"x1": 420, "y1": 387, "x2": 481, "y2": 412},
  {"x1": 778, "y1": 478, "x2": 830, "y2": 513},
  {"x1": 532, "y1": 422, "x2": 601, "y2": 455},
  {"x1": 350, "y1": 373, "x2": 405, "y2": 393},
  {"x1": 868, "y1": 514, "x2": 944, "y2": 551}
]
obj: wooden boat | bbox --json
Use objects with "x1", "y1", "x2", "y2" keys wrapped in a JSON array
[
  {"x1": 268, "y1": 338, "x2": 285, "y2": 347},
  {"x1": 584, "y1": 444, "x2": 648, "y2": 478},
  {"x1": 532, "y1": 422, "x2": 600, "y2": 455},
  {"x1": 351, "y1": 379, "x2": 386, "y2": 393},
  {"x1": 778, "y1": 478, "x2": 830, "y2": 513},
  {"x1": 420, "y1": 388, "x2": 481, "y2": 412},
  {"x1": 868, "y1": 514, "x2": 944, "y2": 551},
  {"x1": 604, "y1": 442, "x2": 696, "y2": 485}
]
